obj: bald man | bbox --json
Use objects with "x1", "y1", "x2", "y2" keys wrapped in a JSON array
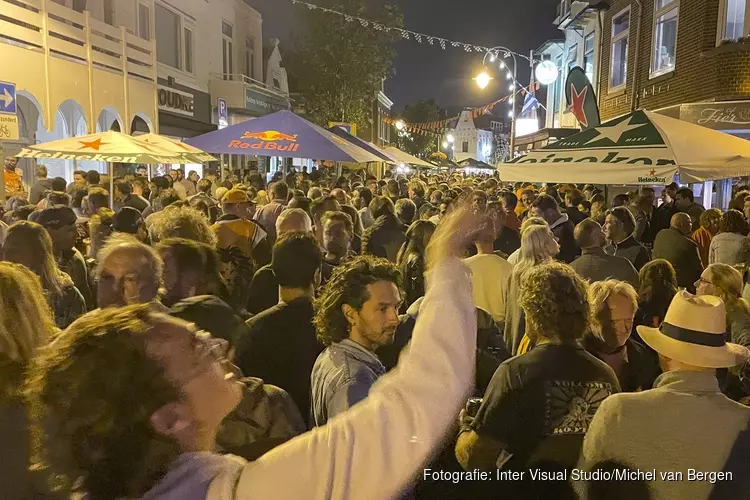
[{"x1": 652, "y1": 212, "x2": 704, "y2": 292}]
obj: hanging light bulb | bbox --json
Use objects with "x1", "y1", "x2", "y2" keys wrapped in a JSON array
[
  {"x1": 489, "y1": 53, "x2": 496, "y2": 62},
  {"x1": 506, "y1": 72, "x2": 512, "y2": 80},
  {"x1": 508, "y1": 111, "x2": 514, "y2": 118},
  {"x1": 499, "y1": 61, "x2": 505, "y2": 69},
  {"x1": 509, "y1": 84, "x2": 515, "y2": 92}
]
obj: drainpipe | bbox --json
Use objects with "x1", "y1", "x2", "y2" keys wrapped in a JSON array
[
  {"x1": 596, "y1": 10, "x2": 604, "y2": 98},
  {"x1": 630, "y1": 0, "x2": 644, "y2": 111}
]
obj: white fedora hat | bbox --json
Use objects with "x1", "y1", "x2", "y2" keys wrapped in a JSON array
[{"x1": 637, "y1": 291, "x2": 750, "y2": 368}]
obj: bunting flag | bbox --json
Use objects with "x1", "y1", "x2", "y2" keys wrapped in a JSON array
[{"x1": 292, "y1": 0, "x2": 534, "y2": 60}]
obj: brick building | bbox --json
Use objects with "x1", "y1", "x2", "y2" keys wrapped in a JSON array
[{"x1": 599, "y1": 0, "x2": 750, "y2": 129}]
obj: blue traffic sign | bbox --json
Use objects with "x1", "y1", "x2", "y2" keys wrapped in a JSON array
[
  {"x1": 0, "y1": 82, "x2": 16, "y2": 114},
  {"x1": 218, "y1": 97, "x2": 228, "y2": 129}
]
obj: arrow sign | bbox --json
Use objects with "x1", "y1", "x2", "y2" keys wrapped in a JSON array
[{"x1": 0, "y1": 82, "x2": 16, "y2": 114}]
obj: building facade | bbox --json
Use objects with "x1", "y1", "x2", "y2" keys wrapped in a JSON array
[
  {"x1": 450, "y1": 109, "x2": 495, "y2": 164},
  {"x1": 0, "y1": 0, "x2": 159, "y2": 181}
]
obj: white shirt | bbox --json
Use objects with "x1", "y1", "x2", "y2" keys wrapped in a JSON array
[
  {"x1": 507, "y1": 248, "x2": 521, "y2": 266},
  {"x1": 464, "y1": 253, "x2": 513, "y2": 323}
]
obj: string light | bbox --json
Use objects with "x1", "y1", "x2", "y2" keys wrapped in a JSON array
[
  {"x1": 506, "y1": 72, "x2": 512, "y2": 80},
  {"x1": 499, "y1": 61, "x2": 505, "y2": 69},
  {"x1": 489, "y1": 54, "x2": 496, "y2": 62},
  {"x1": 509, "y1": 84, "x2": 515, "y2": 91},
  {"x1": 509, "y1": 111, "x2": 514, "y2": 117}
]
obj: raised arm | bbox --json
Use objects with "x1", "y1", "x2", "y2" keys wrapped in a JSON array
[{"x1": 235, "y1": 205, "x2": 481, "y2": 500}]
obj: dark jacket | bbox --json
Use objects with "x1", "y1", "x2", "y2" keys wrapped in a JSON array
[
  {"x1": 681, "y1": 202, "x2": 706, "y2": 232},
  {"x1": 362, "y1": 213, "x2": 407, "y2": 263},
  {"x1": 564, "y1": 206, "x2": 587, "y2": 226},
  {"x1": 247, "y1": 264, "x2": 279, "y2": 315},
  {"x1": 378, "y1": 299, "x2": 510, "y2": 396},
  {"x1": 494, "y1": 227, "x2": 521, "y2": 257},
  {"x1": 59, "y1": 247, "x2": 93, "y2": 310},
  {"x1": 0, "y1": 357, "x2": 32, "y2": 500},
  {"x1": 123, "y1": 194, "x2": 150, "y2": 213},
  {"x1": 584, "y1": 337, "x2": 661, "y2": 393},
  {"x1": 170, "y1": 295, "x2": 249, "y2": 346},
  {"x1": 550, "y1": 214, "x2": 579, "y2": 263},
  {"x1": 48, "y1": 273, "x2": 87, "y2": 329},
  {"x1": 605, "y1": 235, "x2": 652, "y2": 271},
  {"x1": 236, "y1": 297, "x2": 324, "y2": 417},
  {"x1": 570, "y1": 247, "x2": 639, "y2": 287},
  {"x1": 652, "y1": 227, "x2": 704, "y2": 292}
]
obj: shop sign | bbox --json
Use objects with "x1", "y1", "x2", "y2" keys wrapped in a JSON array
[
  {"x1": 681, "y1": 102, "x2": 750, "y2": 130},
  {"x1": 245, "y1": 87, "x2": 289, "y2": 115},
  {"x1": 158, "y1": 85, "x2": 195, "y2": 117}
]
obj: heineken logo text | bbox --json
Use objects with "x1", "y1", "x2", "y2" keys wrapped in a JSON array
[{"x1": 508, "y1": 151, "x2": 676, "y2": 166}]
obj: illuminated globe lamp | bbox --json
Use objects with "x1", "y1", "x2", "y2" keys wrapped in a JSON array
[
  {"x1": 534, "y1": 60, "x2": 559, "y2": 86},
  {"x1": 446, "y1": 134, "x2": 455, "y2": 143},
  {"x1": 395, "y1": 120, "x2": 405, "y2": 131},
  {"x1": 442, "y1": 140, "x2": 449, "y2": 149},
  {"x1": 474, "y1": 71, "x2": 493, "y2": 90}
]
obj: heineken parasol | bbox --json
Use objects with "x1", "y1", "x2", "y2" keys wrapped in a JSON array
[{"x1": 499, "y1": 110, "x2": 750, "y2": 185}]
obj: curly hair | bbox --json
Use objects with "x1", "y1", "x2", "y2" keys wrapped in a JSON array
[
  {"x1": 700, "y1": 208, "x2": 722, "y2": 235},
  {"x1": 518, "y1": 262, "x2": 590, "y2": 343},
  {"x1": 147, "y1": 205, "x2": 217, "y2": 246},
  {"x1": 314, "y1": 255, "x2": 402, "y2": 345},
  {"x1": 720, "y1": 209, "x2": 748, "y2": 236},
  {"x1": 705, "y1": 263, "x2": 750, "y2": 316},
  {"x1": 25, "y1": 305, "x2": 182, "y2": 498}
]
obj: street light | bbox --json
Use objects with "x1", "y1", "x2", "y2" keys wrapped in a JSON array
[
  {"x1": 446, "y1": 134, "x2": 455, "y2": 143},
  {"x1": 474, "y1": 71, "x2": 493, "y2": 90},
  {"x1": 477, "y1": 46, "x2": 520, "y2": 160},
  {"x1": 395, "y1": 120, "x2": 405, "y2": 131},
  {"x1": 442, "y1": 140, "x2": 449, "y2": 149}
]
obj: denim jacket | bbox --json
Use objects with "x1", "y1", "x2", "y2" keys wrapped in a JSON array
[{"x1": 310, "y1": 339, "x2": 385, "y2": 426}]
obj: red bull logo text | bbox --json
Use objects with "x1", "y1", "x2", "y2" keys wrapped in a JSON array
[{"x1": 231, "y1": 130, "x2": 300, "y2": 152}]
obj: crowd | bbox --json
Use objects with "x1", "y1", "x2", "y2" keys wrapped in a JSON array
[{"x1": 2, "y1": 153, "x2": 750, "y2": 499}]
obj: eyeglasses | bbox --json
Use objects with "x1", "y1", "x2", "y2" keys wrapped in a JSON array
[{"x1": 179, "y1": 330, "x2": 230, "y2": 387}]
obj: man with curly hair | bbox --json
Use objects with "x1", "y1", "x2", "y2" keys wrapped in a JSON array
[
  {"x1": 456, "y1": 262, "x2": 620, "y2": 497},
  {"x1": 311, "y1": 254, "x2": 402, "y2": 425}
]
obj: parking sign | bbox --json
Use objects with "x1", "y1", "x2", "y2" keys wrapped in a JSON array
[{"x1": 218, "y1": 98, "x2": 228, "y2": 129}]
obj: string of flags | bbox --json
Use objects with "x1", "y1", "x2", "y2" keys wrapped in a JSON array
[
  {"x1": 288, "y1": 0, "x2": 534, "y2": 62},
  {"x1": 386, "y1": 82, "x2": 541, "y2": 138}
]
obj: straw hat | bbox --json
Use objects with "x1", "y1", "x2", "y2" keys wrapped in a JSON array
[{"x1": 637, "y1": 291, "x2": 750, "y2": 368}]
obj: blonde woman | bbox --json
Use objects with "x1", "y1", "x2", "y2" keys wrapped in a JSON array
[
  {"x1": 504, "y1": 223, "x2": 559, "y2": 354},
  {"x1": 3, "y1": 221, "x2": 86, "y2": 328},
  {"x1": 506, "y1": 216, "x2": 549, "y2": 266},
  {"x1": 695, "y1": 263, "x2": 750, "y2": 401},
  {"x1": 585, "y1": 280, "x2": 661, "y2": 392},
  {"x1": 0, "y1": 262, "x2": 57, "y2": 500}
]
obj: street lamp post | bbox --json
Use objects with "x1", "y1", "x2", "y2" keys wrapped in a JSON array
[{"x1": 478, "y1": 47, "x2": 518, "y2": 161}]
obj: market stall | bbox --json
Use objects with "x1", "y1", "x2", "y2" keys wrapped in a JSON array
[{"x1": 498, "y1": 110, "x2": 750, "y2": 185}]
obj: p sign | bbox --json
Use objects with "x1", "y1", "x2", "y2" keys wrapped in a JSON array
[{"x1": 218, "y1": 98, "x2": 228, "y2": 129}]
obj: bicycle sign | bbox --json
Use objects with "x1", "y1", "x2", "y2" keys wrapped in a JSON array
[{"x1": 0, "y1": 81, "x2": 19, "y2": 141}]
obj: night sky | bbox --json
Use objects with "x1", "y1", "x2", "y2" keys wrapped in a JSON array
[{"x1": 249, "y1": 0, "x2": 561, "y2": 112}]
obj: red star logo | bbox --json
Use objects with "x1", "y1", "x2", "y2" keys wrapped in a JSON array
[
  {"x1": 78, "y1": 138, "x2": 105, "y2": 151},
  {"x1": 649, "y1": 169, "x2": 656, "y2": 175},
  {"x1": 569, "y1": 84, "x2": 589, "y2": 128}
]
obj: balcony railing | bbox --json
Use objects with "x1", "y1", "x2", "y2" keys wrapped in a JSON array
[
  {"x1": 0, "y1": 0, "x2": 156, "y2": 82},
  {"x1": 211, "y1": 73, "x2": 289, "y2": 99}
]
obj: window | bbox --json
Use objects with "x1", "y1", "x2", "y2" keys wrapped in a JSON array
[
  {"x1": 222, "y1": 21, "x2": 234, "y2": 77},
  {"x1": 156, "y1": 3, "x2": 181, "y2": 69},
  {"x1": 584, "y1": 33, "x2": 595, "y2": 83},
  {"x1": 610, "y1": 7, "x2": 630, "y2": 90},
  {"x1": 103, "y1": 0, "x2": 114, "y2": 26},
  {"x1": 138, "y1": 3, "x2": 151, "y2": 41},
  {"x1": 720, "y1": 0, "x2": 746, "y2": 41},
  {"x1": 652, "y1": 0, "x2": 679, "y2": 77},
  {"x1": 184, "y1": 28, "x2": 193, "y2": 73},
  {"x1": 245, "y1": 37, "x2": 255, "y2": 79},
  {"x1": 567, "y1": 44, "x2": 578, "y2": 71},
  {"x1": 462, "y1": 141, "x2": 469, "y2": 153}
]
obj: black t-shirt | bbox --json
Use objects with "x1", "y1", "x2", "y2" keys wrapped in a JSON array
[{"x1": 473, "y1": 343, "x2": 620, "y2": 471}]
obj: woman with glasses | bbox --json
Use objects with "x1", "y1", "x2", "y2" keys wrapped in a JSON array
[
  {"x1": 585, "y1": 279, "x2": 661, "y2": 392},
  {"x1": 695, "y1": 263, "x2": 750, "y2": 400}
]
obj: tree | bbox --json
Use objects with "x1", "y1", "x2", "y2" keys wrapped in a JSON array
[
  {"x1": 396, "y1": 99, "x2": 442, "y2": 157},
  {"x1": 287, "y1": 1, "x2": 402, "y2": 127}
]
